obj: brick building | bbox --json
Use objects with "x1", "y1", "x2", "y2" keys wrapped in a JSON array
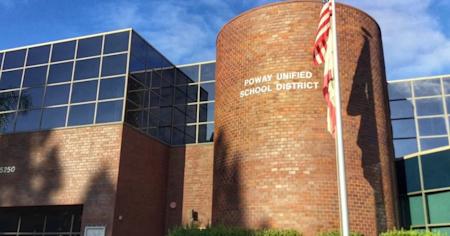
[{"x1": 0, "y1": 1, "x2": 402, "y2": 236}]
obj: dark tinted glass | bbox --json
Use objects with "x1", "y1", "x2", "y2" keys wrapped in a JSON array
[
  {"x1": 199, "y1": 82, "x2": 215, "y2": 101},
  {"x1": 0, "y1": 91, "x2": 19, "y2": 111},
  {"x1": 185, "y1": 125, "x2": 196, "y2": 143},
  {"x1": 74, "y1": 58, "x2": 100, "y2": 80},
  {"x1": 414, "y1": 79, "x2": 441, "y2": 97},
  {"x1": 174, "y1": 86, "x2": 187, "y2": 105},
  {"x1": 187, "y1": 85, "x2": 198, "y2": 102},
  {"x1": 104, "y1": 31, "x2": 129, "y2": 54},
  {"x1": 77, "y1": 36, "x2": 102, "y2": 58},
  {"x1": 128, "y1": 90, "x2": 145, "y2": 108},
  {"x1": 15, "y1": 109, "x2": 41, "y2": 132},
  {"x1": 26, "y1": 45, "x2": 50, "y2": 66},
  {"x1": 160, "y1": 87, "x2": 173, "y2": 106},
  {"x1": 416, "y1": 98, "x2": 444, "y2": 116},
  {"x1": 418, "y1": 117, "x2": 447, "y2": 136},
  {"x1": 158, "y1": 126, "x2": 171, "y2": 143},
  {"x1": 171, "y1": 126, "x2": 184, "y2": 145},
  {"x1": 394, "y1": 138, "x2": 418, "y2": 158},
  {"x1": 19, "y1": 211, "x2": 45, "y2": 232},
  {"x1": 179, "y1": 65, "x2": 199, "y2": 82},
  {"x1": 0, "y1": 209, "x2": 19, "y2": 231},
  {"x1": 41, "y1": 107, "x2": 67, "y2": 129},
  {"x1": 199, "y1": 102, "x2": 215, "y2": 122},
  {"x1": 186, "y1": 104, "x2": 197, "y2": 123},
  {"x1": 126, "y1": 109, "x2": 146, "y2": 127},
  {"x1": 99, "y1": 77, "x2": 125, "y2": 100},
  {"x1": 200, "y1": 63, "x2": 215, "y2": 81},
  {"x1": 68, "y1": 103, "x2": 95, "y2": 126},
  {"x1": 45, "y1": 211, "x2": 72, "y2": 232},
  {"x1": 23, "y1": 66, "x2": 47, "y2": 87},
  {"x1": 0, "y1": 69, "x2": 23, "y2": 90},
  {"x1": 20, "y1": 87, "x2": 44, "y2": 109},
  {"x1": 390, "y1": 100, "x2": 414, "y2": 119},
  {"x1": 101, "y1": 54, "x2": 127, "y2": 77},
  {"x1": 51, "y1": 41, "x2": 76, "y2": 62},
  {"x1": 392, "y1": 119, "x2": 416, "y2": 138},
  {"x1": 198, "y1": 123, "x2": 214, "y2": 142},
  {"x1": 96, "y1": 100, "x2": 123, "y2": 123},
  {"x1": 421, "y1": 150, "x2": 450, "y2": 190},
  {"x1": 160, "y1": 107, "x2": 172, "y2": 126},
  {"x1": 0, "y1": 112, "x2": 15, "y2": 133},
  {"x1": 71, "y1": 80, "x2": 97, "y2": 103},
  {"x1": 48, "y1": 62, "x2": 73, "y2": 83},
  {"x1": 421, "y1": 137, "x2": 449, "y2": 151},
  {"x1": 3, "y1": 49, "x2": 26, "y2": 69},
  {"x1": 172, "y1": 106, "x2": 186, "y2": 125},
  {"x1": 396, "y1": 158, "x2": 421, "y2": 193},
  {"x1": 44, "y1": 84, "x2": 70, "y2": 106}
]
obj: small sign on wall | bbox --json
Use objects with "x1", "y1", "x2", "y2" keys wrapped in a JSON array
[{"x1": 84, "y1": 226, "x2": 106, "y2": 236}]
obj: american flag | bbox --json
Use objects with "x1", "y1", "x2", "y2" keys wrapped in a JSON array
[{"x1": 313, "y1": 0, "x2": 336, "y2": 135}]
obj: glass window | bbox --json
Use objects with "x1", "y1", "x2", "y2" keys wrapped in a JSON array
[
  {"x1": 162, "y1": 68, "x2": 175, "y2": 87},
  {"x1": 158, "y1": 126, "x2": 171, "y2": 143},
  {"x1": 20, "y1": 87, "x2": 44, "y2": 109},
  {"x1": 427, "y1": 191, "x2": 450, "y2": 224},
  {"x1": 198, "y1": 123, "x2": 214, "y2": 142},
  {"x1": 421, "y1": 150, "x2": 450, "y2": 190},
  {"x1": 44, "y1": 84, "x2": 70, "y2": 106},
  {"x1": 3, "y1": 49, "x2": 26, "y2": 69},
  {"x1": 23, "y1": 66, "x2": 47, "y2": 87},
  {"x1": 418, "y1": 117, "x2": 447, "y2": 136},
  {"x1": 188, "y1": 84, "x2": 198, "y2": 102},
  {"x1": 200, "y1": 63, "x2": 215, "y2": 81},
  {"x1": 171, "y1": 126, "x2": 185, "y2": 145},
  {"x1": 407, "y1": 195, "x2": 425, "y2": 226},
  {"x1": 199, "y1": 102, "x2": 215, "y2": 122},
  {"x1": 388, "y1": 82, "x2": 412, "y2": 100},
  {"x1": 15, "y1": 109, "x2": 41, "y2": 132},
  {"x1": 51, "y1": 41, "x2": 76, "y2": 62},
  {"x1": 99, "y1": 77, "x2": 125, "y2": 100},
  {"x1": 0, "y1": 112, "x2": 15, "y2": 133},
  {"x1": 394, "y1": 138, "x2": 418, "y2": 158},
  {"x1": 199, "y1": 82, "x2": 215, "y2": 101},
  {"x1": 390, "y1": 100, "x2": 414, "y2": 119},
  {"x1": 96, "y1": 100, "x2": 123, "y2": 123},
  {"x1": 104, "y1": 31, "x2": 129, "y2": 54},
  {"x1": 101, "y1": 54, "x2": 127, "y2": 76},
  {"x1": 186, "y1": 104, "x2": 197, "y2": 123},
  {"x1": 26, "y1": 45, "x2": 50, "y2": 66},
  {"x1": 41, "y1": 107, "x2": 67, "y2": 129},
  {"x1": 48, "y1": 62, "x2": 73, "y2": 84},
  {"x1": 127, "y1": 90, "x2": 145, "y2": 108},
  {"x1": 396, "y1": 158, "x2": 421, "y2": 193},
  {"x1": 74, "y1": 58, "x2": 100, "y2": 80},
  {"x1": 160, "y1": 107, "x2": 172, "y2": 126},
  {"x1": 148, "y1": 108, "x2": 159, "y2": 127},
  {"x1": 68, "y1": 103, "x2": 95, "y2": 126},
  {"x1": 126, "y1": 110, "x2": 146, "y2": 128},
  {"x1": 179, "y1": 65, "x2": 199, "y2": 82},
  {"x1": 414, "y1": 79, "x2": 442, "y2": 97},
  {"x1": 175, "y1": 69, "x2": 190, "y2": 85},
  {"x1": 415, "y1": 98, "x2": 444, "y2": 116},
  {"x1": 420, "y1": 137, "x2": 449, "y2": 151},
  {"x1": 160, "y1": 87, "x2": 173, "y2": 106},
  {"x1": 0, "y1": 53, "x2": 3, "y2": 69},
  {"x1": 0, "y1": 69, "x2": 23, "y2": 90},
  {"x1": 71, "y1": 80, "x2": 97, "y2": 103},
  {"x1": 185, "y1": 125, "x2": 196, "y2": 143},
  {"x1": 172, "y1": 106, "x2": 186, "y2": 125},
  {"x1": 392, "y1": 119, "x2": 416, "y2": 138},
  {"x1": 174, "y1": 86, "x2": 187, "y2": 105},
  {"x1": 443, "y1": 78, "x2": 450, "y2": 94},
  {"x1": 0, "y1": 91, "x2": 19, "y2": 111},
  {"x1": 77, "y1": 36, "x2": 102, "y2": 58}
]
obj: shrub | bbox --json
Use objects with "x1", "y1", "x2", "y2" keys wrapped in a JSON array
[
  {"x1": 168, "y1": 225, "x2": 301, "y2": 236},
  {"x1": 380, "y1": 229, "x2": 445, "y2": 236},
  {"x1": 317, "y1": 230, "x2": 363, "y2": 236}
]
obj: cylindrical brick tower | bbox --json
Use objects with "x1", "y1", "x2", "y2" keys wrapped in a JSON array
[{"x1": 212, "y1": 1, "x2": 397, "y2": 235}]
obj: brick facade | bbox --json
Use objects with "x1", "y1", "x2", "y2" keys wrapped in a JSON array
[{"x1": 213, "y1": 1, "x2": 397, "y2": 235}]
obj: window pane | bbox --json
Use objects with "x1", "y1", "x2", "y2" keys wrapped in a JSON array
[
  {"x1": 20, "y1": 87, "x2": 44, "y2": 109},
  {"x1": 171, "y1": 126, "x2": 184, "y2": 145},
  {"x1": 26, "y1": 45, "x2": 50, "y2": 66},
  {"x1": 74, "y1": 58, "x2": 100, "y2": 80},
  {"x1": 390, "y1": 100, "x2": 414, "y2": 119},
  {"x1": 421, "y1": 150, "x2": 450, "y2": 190},
  {"x1": 99, "y1": 77, "x2": 125, "y2": 100},
  {"x1": 77, "y1": 36, "x2": 102, "y2": 58},
  {"x1": 126, "y1": 110, "x2": 146, "y2": 128},
  {"x1": 199, "y1": 102, "x2": 214, "y2": 122},
  {"x1": 23, "y1": 66, "x2": 47, "y2": 87},
  {"x1": 200, "y1": 63, "x2": 215, "y2": 81},
  {"x1": 158, "y1": 126, "x2": 171, "y2": 143},
  {"x1": 44, "y1": 84, "x2": 70, "y2": 106},
  {"x1": 0, "y1": 69, "x2": 23, "y2": 90},
  {"x1": 45, "y1": 210, "x2": 72, "y2": 232},
  {"x1": 179, "y1": 65, "x2": 199, "y2": 82},
  {"x1": 71, "y1": 80, "x2": 98, "y2": 103},
  {"x1": 0, "y1": 112, "x2": 15, "y2": 133},
  {"x1": 41, "y1": 107, "x2": 67, "y2": 129},
  {"x1": 431, "y1": 227, "x2": 450, "y2": 236},
  {"x1": 0, "y1": 91, "x2": 19, "y2": 111},
  {"x1": 20, "y1": 212, "x2": 45, "y2": 232},
  {"x1": 427, "y1": 191, "x2": 450, "y2": 224},
  {"x1": 0, "y1": 53, "x2": 3, "y2": 69},
  {"x1": 101, "y1": 54, "x2": 127, "y2": 77},
  {"x1": 199, "y1": 82, "x2": 215, "y2": 101},
  {"x1": 96, "y1": 100, "x2": 123, "y2": 123},
  {"x1": 443, "y1": 78, "x2": 450, "y2": 94},
  {"x1": 418, "y1": 117, "x2": 447, "y2": 136},
  {"x1": 414, "y1": 79, "x2": 441, "y2": 97},
  {"x1": 186, "y1": 105, "x2": 197, "y2": 123},
  {"x1": 172, "y1": 106, "x2": 186, "y2": 125},
  {"x1": 392, "y1": 119, "x2": 416, "y2": 138},
  {"x1": 421, "y1": 137, "x2": 449, "y2": 151},
  {"x1": 408, "y1": 195, "x2": 425, "y2": 226},
  {"x1": 389, "y1": 82, "x2": 411, "y2": 100},
  {"x1": 174, "y1": 86, "x2": 187, "y2": 105},
  {"x1": 104, "y1": 31, "x2": 129, "y2": 54},
  {"x1": 185, "y1": 125, "x2": 196, "y2": 143},
  {"x1": 48, "y1": 62, "x2": 73, "y2": 84},
  {"x1": 416, "y1": 98, "x2": 444, "y2": 116},
  {"x1": 3, "y1": 49, "x2": 26, "y2": 69},
  {"x1": 0, "y1": 209, "x2": 19, "y2": 231},
  {"x1": 394, "y1": 138, "x2": 418, "y2": 158},
  {"x1": 68, "y1": 103, "x2": 95, "y2": 126},
  {"x1": 51, "y1": 41, "x2": 76, "y2": 62},
  {"x1": 160, "y1": 107, "x2": 172, "y2": 126},
  {"x1": 396, "y1": 158, "x2": 421, "y2": 194},
  {"x1": 128, "y1": 90, "x2": 145, "y2": 108},
  {"x1": 15, "y1": 109, "x2": 41, "y2": 132},
  {"x1": 187, "y1": 85, "x2": 198, "y2": 103},
  {"x1": 198, "y1": 123, "x2": 214, "y2": 142}
]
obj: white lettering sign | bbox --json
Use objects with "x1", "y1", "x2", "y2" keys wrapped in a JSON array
[{"x1": 0, "y1": 166, "x2": 16, "y2": 175}]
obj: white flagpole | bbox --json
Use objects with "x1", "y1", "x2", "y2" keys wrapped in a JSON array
[{"x1": 330, "y1": 0, "x2": 350, "y2": 235}]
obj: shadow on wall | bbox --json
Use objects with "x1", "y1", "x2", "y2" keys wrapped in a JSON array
[{"x1": 347, "y1": 28, "x2": 388, "y2": 233}]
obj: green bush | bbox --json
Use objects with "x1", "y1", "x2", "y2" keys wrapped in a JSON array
[
  {"x1": 380, "y1": 229, "x2": 445, "y2": 236},
  {"x1": 168, "y1": 225, "x2": 301, "y2": 236},
  {"x1": 317, "y1": 230, "x2": 363, "y2": 236}
]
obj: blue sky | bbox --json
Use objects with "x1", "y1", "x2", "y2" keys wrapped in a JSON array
[{"x1": 0, "y1": 0, "x2": 449, "y2": 80}]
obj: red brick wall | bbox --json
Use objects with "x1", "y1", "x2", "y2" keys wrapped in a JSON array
[
  {"x1": 214, "y1": 1, "x2": 397, "y2": 235},
  {"x1": 112, "y1": 125, "x2": 170, "y2": 236},
  {"x1": 0, "y1": 124, "x2": 123, "y2": 236}
]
